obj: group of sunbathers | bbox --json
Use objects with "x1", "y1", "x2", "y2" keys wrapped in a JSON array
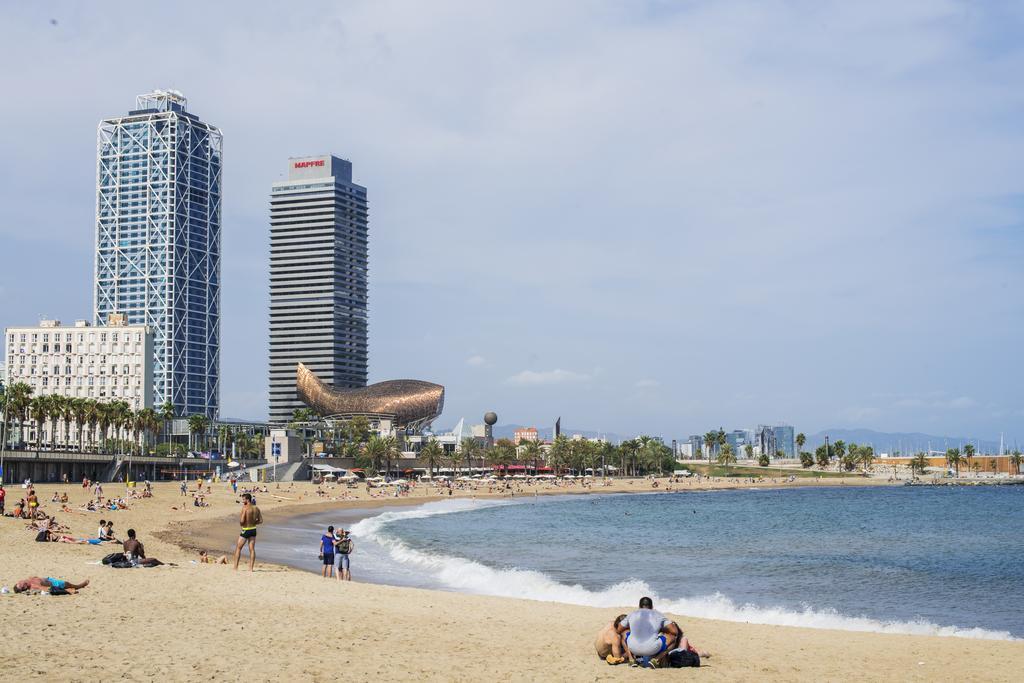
[{"x1": 595, "y1": 597, "x2": 708, "y2": 669}]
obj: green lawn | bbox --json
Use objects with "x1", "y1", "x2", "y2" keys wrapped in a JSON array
[{"x1": 682, "y1": 463, "x2": 862, "y2": 479}]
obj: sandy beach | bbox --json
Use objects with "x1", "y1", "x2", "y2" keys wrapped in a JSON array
[{"x1": 1, "y1": 476, "x2": 1021, "y2": 682}]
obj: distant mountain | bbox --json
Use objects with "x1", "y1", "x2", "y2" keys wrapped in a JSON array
[
  {"x1": 437, "y1": 423, "x2": 632, "y2": 444},
  {"x1": 806, "y1": 429, "x2": 1005, "y2": 455}
]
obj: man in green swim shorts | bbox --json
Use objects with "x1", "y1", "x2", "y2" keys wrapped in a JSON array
[{"x1": 233, "y1": 493, "x2": 263, "y2": 572}]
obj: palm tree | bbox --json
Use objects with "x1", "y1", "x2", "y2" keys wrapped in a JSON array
[
  {"x1": 382, "y1": 436, "x2": 400, "y2": 479},
  {"x1": 490, "y1": 438, "x2": 516, "y2": 475},
  {"x1": 910, "y1": 452, "x2": 929, "y2": 477},
  {"x1": 47, "y1": 394, "x2": 67, "y2": 450},
  {"x1": 548, "y1": 435, "x2": 572, "y2": 475},
  {"x1": 858, "y1": 445, "x2": 875, "y2": 472},
  {"x1": 832, "y1": 440, "x2": 846, "y2": 471},
  {"x1": 6, "y1": 382, "x2": 33, "y2": 448},
  {"x1": 1011, "y1": 449, "x2": 1023, "y2": 476},
  {"x1": 946, "y1": 447, "x2": 962, "y2": 477},
  {"x1": 744, "y1": 444, "x2": 754, "y2": 461},
  {"x1": 84, "y1": 400, "x2": 100, "y2": 453},
  {"x1": 717, "y1": 443, "x2": 736, "y2": 466},
  {"x1": 159, "y1": 400, "x2": 176, "y2": 453},
  {"x1": 963, "y1": 444, "x2": 976, "y2": 475},
  {"x1": 187, "y1": 414, "x2": 210, "y2": 452},
  {"x1": 461, "y1": 437, "x2": 480, "y2": 474},
  {"x1": 420, "y1": 438, "x2": 445, "y2": 479},
  {"x1": 796, "y1": 432, "x2": 806, "y2": 455},
  {"x1": 29, "y1": 395, "x2": 49, "y2": 450},
  {"x1": 521, "y1": 439, "x2": 542, "y2": 475},
  {"x1": 135, "y1": 408, "x2": 158, "y2": 456},
  {"x1": 703, "y1": 431, "x2": 717, "y2": 463},
  {"x1": 364, "y1": 435, "x2": 386, "y2": 474}
]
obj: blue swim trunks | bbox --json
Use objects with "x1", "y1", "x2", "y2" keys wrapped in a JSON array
[{"x1": 47, "y1": 578, "x2": 66, "y2": 590}]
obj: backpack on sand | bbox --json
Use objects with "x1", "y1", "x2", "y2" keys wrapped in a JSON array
[
  {"x1": 668, "y1": 649, "x2": 700, "y2": 668},
  {"x1": 102, "y1": 552, "x2": 126, "y2": 565}
]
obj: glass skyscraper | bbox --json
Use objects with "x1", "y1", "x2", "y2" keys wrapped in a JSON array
[
  {"x1": 268, "y1": 155, "x2": 368, "y2": 423},
  {"x1": 93, "y1": 90, "x2": 222, "y2": 418}
]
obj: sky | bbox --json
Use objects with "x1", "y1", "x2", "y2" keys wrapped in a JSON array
[{"x1": 1, "y1": 1, "x2": 1022, "y2": 443}]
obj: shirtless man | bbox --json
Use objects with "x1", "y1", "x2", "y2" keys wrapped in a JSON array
[
  {"x1": 13, "y1": 576, "x2": 90, "y2": 594},
  {"x1": 594, "y1": 614, "x2": 628, "y2": 664},
  {"x1": 233, "y1": 493, "x2": 263, "y2": 571}
]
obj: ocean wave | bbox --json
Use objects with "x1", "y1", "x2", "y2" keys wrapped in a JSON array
[{"x1": 350, "y1": 499, "x2": 1018, "y2": 642}]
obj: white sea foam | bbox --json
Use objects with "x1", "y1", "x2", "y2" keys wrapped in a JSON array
[{"x1": 349, "y1": 499, "x2": 1018, "y2": 642}]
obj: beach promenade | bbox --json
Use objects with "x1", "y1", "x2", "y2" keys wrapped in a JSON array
[{"x1": 1, "y1": 478, "x2": 1021, "y2": 681}]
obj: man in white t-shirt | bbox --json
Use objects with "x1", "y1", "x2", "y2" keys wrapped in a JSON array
[{"x1": 616, "y1": 597, "x2": 680, "y2": 667}]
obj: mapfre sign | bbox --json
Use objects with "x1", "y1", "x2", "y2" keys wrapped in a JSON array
[{"x1": 294, "y1": 160, "x2": 325, "y2": 169}]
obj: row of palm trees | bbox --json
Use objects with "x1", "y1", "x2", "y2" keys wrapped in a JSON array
[{"x1": 0, "y1": 382, "x2": 180, "y2": 456}]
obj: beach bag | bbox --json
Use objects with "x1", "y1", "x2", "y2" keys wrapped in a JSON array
[
  {"x1": 102, "y1": 552, "x2": 126, "y2": 565},
  {"x1": 668, "y1": 649, "x2": 700, "y2": 668},
  {"x1": 35, "y1": 530, "x2": 49, "y2": 542}
]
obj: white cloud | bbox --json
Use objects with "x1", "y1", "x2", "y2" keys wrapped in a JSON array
[
  {"x1": 465, "y1": 354, "x2": 486, "y2": 367},
  {"x1": 505, "y1": 369, "x2": 591, "y2": 386}
]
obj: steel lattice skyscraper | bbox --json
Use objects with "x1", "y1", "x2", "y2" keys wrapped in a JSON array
[
  {"x1": 268, "y1": 155, "x2": 368, "y2": 423},
  {"x1": 93, "y1": 90, "x2": 222, "y2": 418}
]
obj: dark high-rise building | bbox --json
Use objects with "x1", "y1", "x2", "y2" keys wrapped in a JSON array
[{"x1": 268, "y1": 155, "x2": 368, "y2": 423}]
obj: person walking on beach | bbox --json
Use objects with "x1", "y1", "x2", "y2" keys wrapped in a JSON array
[
  {"x1": 335, "y1": 529, "x2": 354, "y2": 581},
  {"x1": 320, "y1": 525, "x2": 336, "y2": 578},
  {"x1": 233, "y1": 493, "x2": 263, "y2": 571}
]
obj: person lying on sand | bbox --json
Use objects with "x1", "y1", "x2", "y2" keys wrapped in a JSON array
[
  {"x1": 199, "y1": 550, "x2": 227, "y2": 564},
  {"x1": 13, "y1": 577, "x2": 90, "y2": 594},
  {"x1": 595, "y1": 614, "x2": 628, "y2": 664}
]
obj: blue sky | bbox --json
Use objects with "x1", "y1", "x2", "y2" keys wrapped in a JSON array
[{"x1": 1, "y1": 1, "x2": 1022, "y2": 442}]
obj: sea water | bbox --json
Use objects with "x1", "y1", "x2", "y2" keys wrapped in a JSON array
[{"x1": 259, "y1": 486, "x2": 1024, "y2": 640}]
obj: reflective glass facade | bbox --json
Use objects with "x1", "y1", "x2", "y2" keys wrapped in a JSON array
[{"x1": 94, "y1": 91, "x2": 222, "y2": 418}]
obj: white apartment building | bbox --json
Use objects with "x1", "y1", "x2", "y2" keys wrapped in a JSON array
[{"x1": 4, "y1": 318, "x2": 154, "y2": 411}]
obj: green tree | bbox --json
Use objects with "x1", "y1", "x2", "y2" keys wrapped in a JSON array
[
  {"x1": 382, "y1": 436, "x2": 400, "y2": 478},
  {"x1": 364, "y1": 435, "x2": 386, "y2": 474},
  {"x1": 946, "y1": 447, "x2": 962, "y2": 477},
  {"x1": 419, "y1": 438, "x2": 444, "y2": 479},
  {"x1": 744, "y1": 444, "x2": 754, "y2": 460},
  {"x1": 491, "y1": 438, "x2": 517, "y2": 474},
  {"x1": 548, "y1": 435, "x2": 572, "y2": 475},
  {"x1": 799, "y1": 451, "x2": 814, "y2": 468},
  {"x1": 717, "y1": 442, "x2": 736, "y2": 466},
  {"x1": 1011, "y1": 449, "x2": 1023, "y2": 475},
  {"x1": 796, "y1": 432, "x2": 806, "y2": 454},
  {"x1": 5, "y1": 382, "x2": 33, "y2": 448},
  {"x1": 461, "y1": 437, "x2": 481, "y2": 474},
  {"x1": 832, "y1": 440, "x2": 846, "y2": 470},
  {"x1": 757, "y1": 451, "x2": 770, "y2": 467},
  {"x1": 910, "y1": 452, "x2": 928, "y2": 477},
  {"x1": 521, "y1": 439, "x2": 543, "y2": 474},
  {"x1": 815, "y1": 444, "x2": 829, "y2": 468},
  {"x1": 187, "y1": 414, "x2": 210, "y2": 451},
  {"x1": 963, "y1": 444, "x2": 976, "y2": 474},
  {"x1": 703, "y1": 431, "x2": 717, "y2": 463},
  {"x1": 29, "y1": 395, "x2": 49, "y2": 450},
  {"x1": 858, "y1": 445, "x2": 875, "y2": 472},
  {"x1": 158, "y1": 400, "x2": 176, "y2": 453}
]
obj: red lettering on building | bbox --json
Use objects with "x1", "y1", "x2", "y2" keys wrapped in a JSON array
[{"x1": 293, "y1": 160, "x2": 325, "y2": 169}]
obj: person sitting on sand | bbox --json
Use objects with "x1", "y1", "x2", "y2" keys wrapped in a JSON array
[
  {"x1": 97, "y1": 519, "x2": 107, "y2": 539},
  {"x1": 51, "y1": 492, "x2": 60, "y2": 503},
  {"x1": 595, "y1": 614, "x2": 628, "y2": 664},
  {"x1": 13, "y1": 577, "x2": 90, "y2": 594},
  {"x1": 123, "y1": 528, "x2": 145, "y2": 560},
  {"x1": 103, "y1": 521, "x2": 118, "y2": 542},
  {"x1": 616, "y1": 597, "x2": 680, "y2": 668},
  {"x1": 60, "y1": 492, "x2": 69, "y2": 504}
]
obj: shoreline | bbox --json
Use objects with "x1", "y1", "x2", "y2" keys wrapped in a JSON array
[{"x1": 3, "y1": 478, "x2": 1022, "y2": 681}]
